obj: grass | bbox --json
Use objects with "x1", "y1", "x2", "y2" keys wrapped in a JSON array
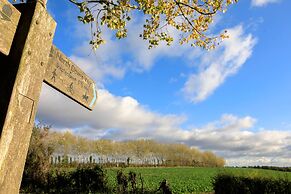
[{"x1": 105, "y1": 167, "x2": 291, "y2": 193}]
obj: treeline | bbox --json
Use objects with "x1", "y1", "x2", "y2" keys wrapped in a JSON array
[
  {"x1": 54, "y1": 133, "x2": 225, "y2": 167},
  {"x1": 244, "y1": 166, "x2": 291, "y2": 172},
  {"x1": 32, "y1": 124, "x2": 225, "y2": 167}
]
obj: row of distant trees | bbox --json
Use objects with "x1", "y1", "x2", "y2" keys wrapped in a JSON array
[
  {"x1": 25, "y1": 124, "x2": 225, "y2": 169},
  {"x1": 46, "y1": 127, "x2": 225, "y2": 167},
  {"x1": 242, "y1": 166, "x2": 291, "y2": 172}
]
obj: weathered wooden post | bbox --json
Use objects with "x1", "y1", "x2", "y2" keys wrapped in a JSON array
[
  {"x1": 0, "y1": 0, "x2": 97, "y2": 193},
  {"x1": 0, "y1": 0, "x2": 56, "y2": 193}
]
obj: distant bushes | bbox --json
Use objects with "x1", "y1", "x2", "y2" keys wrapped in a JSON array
[
  {"x1": 213, "y1": 174, "x2": 291, "y2": 194},
  {"x1": 246, "y1": 166, "x2": 291, "y2": 172}
]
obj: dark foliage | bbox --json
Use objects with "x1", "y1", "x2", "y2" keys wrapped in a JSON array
[
  {"x1": 21, "y1": 164, "x2": 109, "y2": 193},
  {"x1": 117, "y1": 170, "x2": 129, "y2": 193},
  {"x1": 245, "y1": 166, "x2": 291, "y2": 172},
  {"x1": 71, "y1": 164, "x2": 108, "y2": 193},
  {"x1": 157, "y1": 179, "x2": 172, "y2": 194},
  {"x1": 128, "y1": 171, "x2": 137, "y2": 192},
  {"x1": 213, "y1": 174, "x2": 291, "y2": 194}
]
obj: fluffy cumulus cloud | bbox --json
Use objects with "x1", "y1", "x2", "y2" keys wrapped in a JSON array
[
  {"x1": 185, "y1": 115, "x2": 291, "y2": 166},
  {"x1": 37, "y1": 85, "x2": 291, "y2": 166},
  {"x1": 251, "y1": 0, "x2": 280, "y2": 7},
  {"x1": 182, "y1": 25, "x2": 257, "y2": 103},
  {"x1": 38, "y1": 84, "x2": 186, "y2": 140}
]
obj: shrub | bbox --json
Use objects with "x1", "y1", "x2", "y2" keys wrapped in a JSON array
[
  {"x1": 157, "y1": 179, "x2": 172, "y2": 194},
  {"x1": 21, "y1": 164, "x2": 109, "y2": 193},
  {"x1": 117, "y1": 170, "x2": 128, "y2": 193},
  {"x1": 71, "y1": 164, "x2": 108, "y2": 193},
  {"x1": 213, "y1": 174, "x2": 291, "y2": 194}
]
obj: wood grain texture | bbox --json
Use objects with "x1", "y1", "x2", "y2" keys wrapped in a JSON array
[
  {"x1": 0, "y1": 2, "x2": 56, "y2": 193},
  {"x1": 44, "y1": 45, "x2": 97, "y2": 110},
  {"x1": 0, "y1": 0, "x2": 20, "y2": 55}
]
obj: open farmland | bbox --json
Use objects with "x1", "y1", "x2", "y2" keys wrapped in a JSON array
[{"x1": 106, "y1": 167, "x2": 291, "y2": 193}]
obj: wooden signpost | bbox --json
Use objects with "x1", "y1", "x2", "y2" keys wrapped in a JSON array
[
  {"x1": 45, "y1": 45, "x2": 97, "y2": 110},
  {"x1": 0, "y1": 0, "x2": 21, "y2": 55},
  {"x1": 0, "y1": 0, "x2": 97, "y2": 193}
]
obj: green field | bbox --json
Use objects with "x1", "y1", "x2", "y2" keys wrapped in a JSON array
[{"x1": 106, "y1": 167, "x2": 291, "y2": 193}]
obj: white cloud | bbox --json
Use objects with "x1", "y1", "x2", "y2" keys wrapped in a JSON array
[
  {"x1": 182, "y1": 25, "x2": 257, "y2": 103},
  {"x1": 252, "y1": 0, "x2": 280, "y2": 7},
  {"x1": 38, "y1": 84, "x2": 186, "y2": 140}
]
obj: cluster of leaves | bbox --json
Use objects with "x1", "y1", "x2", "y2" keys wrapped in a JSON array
[{"x1": 69, "y1": 0, "x2": 239, "y2": 50}]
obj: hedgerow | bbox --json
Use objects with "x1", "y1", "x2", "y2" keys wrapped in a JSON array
[{"x1": 213, "y1": 173, "x2": 291, "y2": 194}]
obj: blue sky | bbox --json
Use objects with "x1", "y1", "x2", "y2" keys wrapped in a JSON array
[{"x1": 36, "y1": 0, "x2": 291, "y2": 166}]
